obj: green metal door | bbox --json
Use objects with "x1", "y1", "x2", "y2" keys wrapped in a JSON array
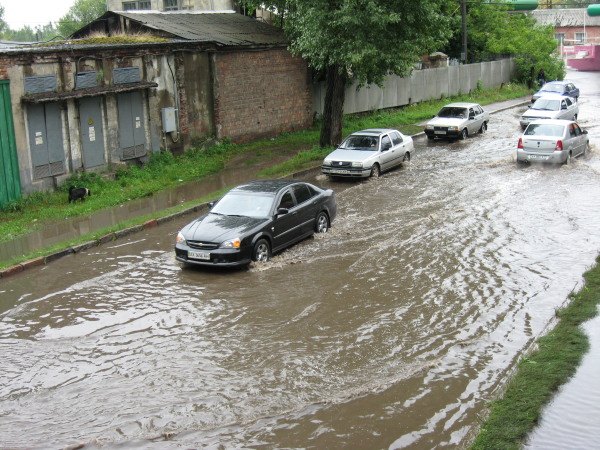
[{"x1": 0, "y1": 80, "x2": 21, "y2": 208}]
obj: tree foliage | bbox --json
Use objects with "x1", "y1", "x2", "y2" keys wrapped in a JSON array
[
  {"x1": 57, "y1": 0, "x2": 107, "y2": 37},
  {"x1": 440, "y1": 0, "x2": 564, "y2": 83},
  {"x1": 241, "y1": 0, "x2": 451, "y2": 146}
]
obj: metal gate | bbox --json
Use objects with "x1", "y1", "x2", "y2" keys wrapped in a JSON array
[
  {"x1": 117, "y1": 91, "x2": 147, "y2": 160},
  {"x1": 27, "y1": 102, "x2": 65, "y2": 179},
  {"x1": 0, "y1": 80, "x2": 21, "y2": 207},
  {"x1": 78, "y1": 97, "x2": 106, "y2": 168}
]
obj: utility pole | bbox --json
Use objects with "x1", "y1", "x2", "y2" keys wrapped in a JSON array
[{"x1": 461, "y1": 0, "x2": 468, "y2": 63}]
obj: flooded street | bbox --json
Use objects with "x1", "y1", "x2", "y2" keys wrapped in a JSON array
[{"x1": 1, "y1": 70, "x2": 600, "y2": 449}]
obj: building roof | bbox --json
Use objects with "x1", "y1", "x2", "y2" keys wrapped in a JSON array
[
  {"x1": 72, "y1": 10, "x2": 288, "y2": 46},
  {"x1": 531, "y1": 8, "x2": 600, "y2": 27}
]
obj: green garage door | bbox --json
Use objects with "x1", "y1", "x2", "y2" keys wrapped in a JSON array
[{"x1": 0, "y1": 80, "x2": 21, "y2": 208}]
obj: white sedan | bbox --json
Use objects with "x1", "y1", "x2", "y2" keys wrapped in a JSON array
[
  {"x1": 321, "y1": 128, "x2": 413, "y2": 178},
  {"x1": 519, "y1": 94, "x2": 579, "y2": 130}
]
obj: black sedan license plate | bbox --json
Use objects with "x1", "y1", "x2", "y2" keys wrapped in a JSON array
[{"x1": 188, "y1": 250, "x2": 210, "y2": 260}]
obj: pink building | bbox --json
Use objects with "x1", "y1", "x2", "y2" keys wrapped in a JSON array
[{"x1": 532, "y1": 8, "x2": 600, "y2": 71}]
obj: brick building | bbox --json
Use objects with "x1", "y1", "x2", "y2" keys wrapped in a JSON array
[
  {"x1": 532, "y1": 8, "x2": 600, "y2": 45},
  {"x1": 0, "y1": 11, "x2": 312, "y2": 198}
]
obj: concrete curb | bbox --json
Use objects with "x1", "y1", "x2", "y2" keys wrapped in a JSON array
[
  {"x1": 0, "y1": 202, "x2": 212, "y2": 280},
  {"x1": 0, "y1": 99, "x2": 531, "y2": 281}
]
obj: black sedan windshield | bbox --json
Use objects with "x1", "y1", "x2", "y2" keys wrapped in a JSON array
[{"x1": 211, "y1": 193, "x2": 274, "y2": 218}]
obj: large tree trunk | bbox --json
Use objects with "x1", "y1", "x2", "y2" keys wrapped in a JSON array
[{"x1": 319, "y1": 64, "x2": 347, "y2": 148}]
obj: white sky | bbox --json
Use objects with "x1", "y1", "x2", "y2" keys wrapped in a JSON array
[{"x1": 2, "y1": 0, "x2": 74, "y2": 29}]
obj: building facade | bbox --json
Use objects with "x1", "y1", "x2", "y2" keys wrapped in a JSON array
[
  {"x1": 0, "y1": 12, "x2": 313, "y2": 196},
  {"x1": 106, "y1": 0, "x2": 235, "y2": 12},
  {"x1": 532, "y1": 8, "x2": 600, "y2": 45}
]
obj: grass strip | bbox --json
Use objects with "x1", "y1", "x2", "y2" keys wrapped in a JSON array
[
  {"x1": 0, "y1": 82, "x2": 531, "y2": 270},
  {"x1": 471, "y1": 255, "x2": 600, "y2": 449}
]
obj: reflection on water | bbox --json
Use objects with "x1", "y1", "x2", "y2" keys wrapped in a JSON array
[
  {"x1": 1, "y1": 71, "x2": 600, "y2": 448},
  {"x1": 524, "y1": 314, "x2": 600, "y2": 449},
  {"x1": 0, "y1": 157, "x2": 275, "y2": 264}
]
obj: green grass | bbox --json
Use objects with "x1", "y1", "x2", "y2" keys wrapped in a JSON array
[
  {"x1": 471, "y1": 256, "x2": 600, "y2": 449},
  {"x1": 0, "y1": 82, "x2": 531, "y2": 270}
]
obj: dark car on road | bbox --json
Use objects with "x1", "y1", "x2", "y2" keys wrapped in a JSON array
[
  {"x1": 175, "y1": 180, "x2": 337, "y2": 267},
  {"x1": 531, "y1": 80, "x2": 580, "y2": 103}
]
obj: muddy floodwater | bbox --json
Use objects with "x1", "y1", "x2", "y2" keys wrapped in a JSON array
[{"x1": 1, "y1": 71, "x2": 600, "y2": 448}]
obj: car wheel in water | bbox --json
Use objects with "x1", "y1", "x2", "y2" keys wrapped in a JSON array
[
  {"x1": 479, "y1": 122, "x2": 487, "y2": 134},
  {"x1": 370, "y1": 164, "x2": 381, "y2": 178},
  {"x1": 563, "y1": 152, "x2": 572, "y2": 166},
  {"x1": 573, "y1": 114, "x2": 578, "y2": 121},
  {"x1": 253, "y1": 239, "x2": 270, "y2": 262},
  {"x1": 460, "y1": 128, "x2": 468, "y2": 140},
  {"x1": 402, "y1": 152, "x2": 411, "y2": 163},
  {"x1": 315, "y1": 212, "x2": 329, "y2": 233}
]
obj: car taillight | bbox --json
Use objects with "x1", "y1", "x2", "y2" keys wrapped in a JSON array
[
  {"x1": 517, "y1": 138, "x2": 524, "y2": 149},
  {"x1": 555, "y1": 140, "x2": 563, "y2": 151}
]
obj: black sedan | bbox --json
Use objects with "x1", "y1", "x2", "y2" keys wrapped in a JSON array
[{"x1": 175, "y1": 180, "x2": 337, "y2": 267}]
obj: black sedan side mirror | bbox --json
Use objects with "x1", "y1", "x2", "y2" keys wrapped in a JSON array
[{"x1": 276, "y1": 208, "x2": 289, "y2": 216}]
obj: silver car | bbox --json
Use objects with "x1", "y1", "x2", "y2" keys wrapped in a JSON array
[
  {"x1": 321, "y1": 128, "x2": 413, "y2": 178},
  {"x1": 516, "y1": 119, "x2": 589, "y2": 165},
  {"x1": 519, "y1": 94, "x2": 579, "y2": 130},
  {"x1": 424, "y1": 102, "x2": 489, "y2": 140}
]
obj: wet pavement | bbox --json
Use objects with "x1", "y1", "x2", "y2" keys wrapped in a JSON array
[{"x1": 0, "y1": 71, "x2": 599, "y2": 449}]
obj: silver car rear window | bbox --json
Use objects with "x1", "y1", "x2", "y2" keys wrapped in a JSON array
[{"x1": 524, "y1": 124, "x2": 564, "y2": 137}]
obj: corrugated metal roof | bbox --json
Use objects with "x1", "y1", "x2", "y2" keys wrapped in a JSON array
[
  {"x1": 112, "y1": 11, "x2": 288, "y2": 46},
  {"x1": 531, "y1": 8, "x2": 600, "y2": 27}
]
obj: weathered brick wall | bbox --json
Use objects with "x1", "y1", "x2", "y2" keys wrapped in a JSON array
[
  {"x1": 213, "y1": 49, "x2": 313, "y2": 143},
  {"x1": 556, "y1": 26, "x2": 600, "y2": 43}
]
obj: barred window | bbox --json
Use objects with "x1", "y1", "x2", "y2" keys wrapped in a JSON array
[{"x1": 164, "y1": 0, "x2": 179, "y2": 10}]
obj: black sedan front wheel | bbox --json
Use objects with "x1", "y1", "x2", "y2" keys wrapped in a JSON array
[
  {"x1": 315, "y1": 212, "x2": 330, "y2": 233},
  {"x1": 253, "y1": 239, "x2": 271, "y2": 262}
]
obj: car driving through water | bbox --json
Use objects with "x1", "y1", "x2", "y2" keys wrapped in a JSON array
[
  {"x1": 424, "y1": 102, "x2": 489, "y2": 140},
  {"x1": 175, "y1": 180, "x2": 337, "y2": 267},
  {"x1": 516, "y1": 119, "x2": 589, "y2": 165},
  {"x1": 321, "y1": 128, "x2": 413, "y2": 178},
  {"x1": 519, "y1": 94, "x2": 579, "y2": 130}
]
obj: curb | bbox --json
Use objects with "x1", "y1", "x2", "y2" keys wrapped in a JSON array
[
  {"x1": 0, "y1": 202, "x2": 211, "y2": 281},
  {"x1": 0, "y1": 99, "x2": 531, "y2": 281}
]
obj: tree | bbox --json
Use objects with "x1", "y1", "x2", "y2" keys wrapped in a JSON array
[
  {"x1": 440, "y1": 0, "x2": 564, "y2": 82},
  {"x1": 57, "y1": 0, "x2": 107, "y2": 37},
  {"x1": 0, "y1": 4, "x2": 8, "y2": 37},
  {"x1": 241, "y1": 0, "x2": 451, "y2": 147}
]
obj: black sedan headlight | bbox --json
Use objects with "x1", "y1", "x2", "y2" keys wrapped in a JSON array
[{"x1": 220, "y1": 238, "x2": 241, "y2": 249}]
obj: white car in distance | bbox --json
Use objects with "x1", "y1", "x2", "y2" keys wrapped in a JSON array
[{"x1": 519, "y1": 94, "x2": 579, "y2": 130}]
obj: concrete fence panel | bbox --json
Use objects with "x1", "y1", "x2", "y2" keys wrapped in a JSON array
[{"x1": 312, "y1": 58, "x2": 515, "y2": 116}]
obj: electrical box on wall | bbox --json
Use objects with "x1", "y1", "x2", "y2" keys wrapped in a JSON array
[{"x1": 161, "y1": 107, "x2": 177, "y2": 133}]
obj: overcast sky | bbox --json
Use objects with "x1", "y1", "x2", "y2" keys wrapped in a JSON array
[{"x1": 2, "y1": 0, "x2": 73, "y2": 29}]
